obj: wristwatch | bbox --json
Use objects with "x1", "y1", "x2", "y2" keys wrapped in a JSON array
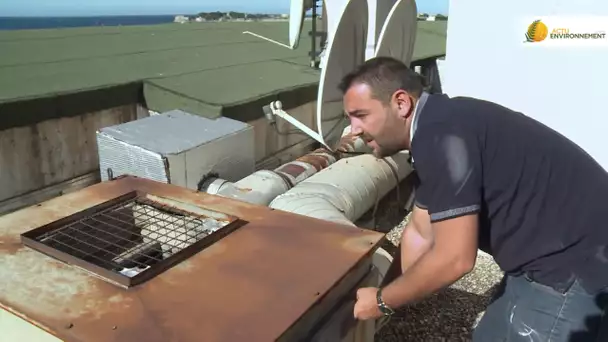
[{"x1": 376, "y1": 288, "x2": 395, "y2": 316}]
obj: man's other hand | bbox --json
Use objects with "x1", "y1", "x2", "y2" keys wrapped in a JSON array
[{"x1": 353, "y1": 287, "x2": 383, "y2": 320}]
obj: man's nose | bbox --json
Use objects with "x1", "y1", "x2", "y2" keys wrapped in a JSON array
[{"x1": 349, "y1": 124, "x2": 363, "y2": 136}]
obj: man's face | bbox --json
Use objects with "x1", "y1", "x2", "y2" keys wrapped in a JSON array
[{"x1": 343, "y1": 83, "x2": 411, "y2": 158}]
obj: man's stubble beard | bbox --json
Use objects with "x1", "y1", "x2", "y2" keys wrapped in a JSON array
[
  {"x1": 372, "y1": 141, "x2": 403, "y2": 159},
  {"x1": 371, "y1": 111, "x2": 406, "y2": 158}
]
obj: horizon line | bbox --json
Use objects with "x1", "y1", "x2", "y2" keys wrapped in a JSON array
[{"x1": 0, "y1": 10, "x2": 450, "y2": 18}]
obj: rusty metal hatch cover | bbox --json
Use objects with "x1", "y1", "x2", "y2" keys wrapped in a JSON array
[{"x1": 20, "y1": 190, "x2": 243, "y2": 288}]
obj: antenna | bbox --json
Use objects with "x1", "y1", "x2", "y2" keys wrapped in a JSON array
[
  {"x1": 242, "y1": 0, "x2": 309, "y2": 50},
  {"x1": 241, "y1": 31, "x2": 292, "y2": 48},
  {"x1": 374, "y1": 0, "x2": 418, "y2": 65},
  {"x1": 307, "y1": 0, "x2": 326, "y2": 68},
  {"x1": 242, "y1": 0, "x2": 324, "y2": 68}
]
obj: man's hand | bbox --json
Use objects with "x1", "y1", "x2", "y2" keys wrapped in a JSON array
[{"x1": 353, "y1": 287, "x2": 383, "y2": 320}]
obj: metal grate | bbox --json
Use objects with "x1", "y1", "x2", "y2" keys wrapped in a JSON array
[{"x1": 21, "y1": 191, "x2": 242, "y2": 288}]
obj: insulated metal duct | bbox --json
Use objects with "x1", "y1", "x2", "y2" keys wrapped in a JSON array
[
  {"x1": 201, "y1": 132, "x2": 366, "y2": 206},
  {"x1": 268, "y1": 152, "x2": 412, "y2": 225}
]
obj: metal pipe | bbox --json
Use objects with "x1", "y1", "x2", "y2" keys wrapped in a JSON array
[
  {"x1": 202, "y1": 124, "x2": 412, "y2": 298},
  {"x1": 199, "y1": 132, "x2": 367, "y2": 205},
  {"x1": 203, "y1": 170, "x2": 292, "y2": 206},
  {"x1": 269, "y1": 151, "x2": 413, "y2": 293},
  {"x1": 268, "y1": 152, "x2": 413, "y2": 224}
]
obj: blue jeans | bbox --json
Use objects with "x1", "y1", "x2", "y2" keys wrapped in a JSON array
[{"x1": 473, "y1": 274, "x2": 608, "y2": 341}]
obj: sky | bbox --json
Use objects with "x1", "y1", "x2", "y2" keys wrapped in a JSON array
[{"x1": 0, "y1": 0, "x2": 449, "y2": 17}]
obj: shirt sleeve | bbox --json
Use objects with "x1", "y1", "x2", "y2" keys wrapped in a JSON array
[{"x1": 411, "y1": 123, "x2": 483, "y2": 223}]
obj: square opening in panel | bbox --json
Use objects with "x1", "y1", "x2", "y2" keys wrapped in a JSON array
[{"x1": 21, "y1": 191, "x2": 243, "y2": 288}]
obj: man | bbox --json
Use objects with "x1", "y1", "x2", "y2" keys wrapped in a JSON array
[{"x1": 340, "y1": 56, "x2": 608, "y2": 341}]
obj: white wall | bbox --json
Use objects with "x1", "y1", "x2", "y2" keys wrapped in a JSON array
[{"x1": 441, "y1": 0, "x2": 608, "y2": 170}]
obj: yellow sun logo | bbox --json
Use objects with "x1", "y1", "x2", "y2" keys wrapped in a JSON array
[{"x1": 526, "y1": 19, "x2": 548, "y2": 42}]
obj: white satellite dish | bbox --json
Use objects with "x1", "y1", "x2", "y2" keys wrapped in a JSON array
[
  {"x1": 316, "y1": 0, "x2": 369, "y2": 146},
  {"x1": 322, "y1": 0, "x2": 346, "y2": 45},
  {"x1": 374, "y1": 0, "x2": 418, "y2": 66},
  {"x1": 243, "y1": 0, "x2": 314, "y2": 50},
  {"x1": 289, "y1": 0, "x2": 315, "y2": 49},
  {"x1": 262, "y1": 0, "x2": 373, "y2": 149},
  {"x1": 375, "y1": 0, "x2": 397, "y2": 42},
  {"x1": 321, "y1": 0, "x2": 395, "y2": 61},
  {"x1": 370, "y1": 0, "x2": 397, "y2": 58}
]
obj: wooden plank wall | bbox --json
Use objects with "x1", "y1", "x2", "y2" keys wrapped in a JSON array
[
  {"x1": 0, "y1": 99, "x2": 333, "y2": 215},
  {"x1": 0, "y1": 104, "x2": 143, "y2": 214}
]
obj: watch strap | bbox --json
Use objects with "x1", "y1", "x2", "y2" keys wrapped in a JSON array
[{"x1": 376, "y1": 288, "x2": 395, "y2": 316}]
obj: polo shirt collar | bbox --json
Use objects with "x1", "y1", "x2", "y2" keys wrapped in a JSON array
[{"x1": 409, "y1": 91, "x2": 430, "y2": 145}]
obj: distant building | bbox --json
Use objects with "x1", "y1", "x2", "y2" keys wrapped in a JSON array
[
  {"x1": 417, "y1": 13, "x2": 446, "y2": 21},
  {"x1": 174, "y1": 16, "x2": 189, "y2": 24}
]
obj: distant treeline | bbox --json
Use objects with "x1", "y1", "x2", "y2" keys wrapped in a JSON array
[
  {"x1": 197, "y1": 12, "x2": 278, "y2": 21},
  {"x1": 194, "y1": 11, "x2": 447, "y2": 22},
  {"x1": 419, "y1": 13, "x2": 448, "y2": 20}
]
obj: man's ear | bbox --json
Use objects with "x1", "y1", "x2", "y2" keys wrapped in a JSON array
[{"x1": 393, "y1": 90, "x2": 413, "y2": 119}]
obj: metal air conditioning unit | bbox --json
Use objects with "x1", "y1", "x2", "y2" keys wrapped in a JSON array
[{"x1": 96, "y1": 109, "x2": 255, "y2": 189}]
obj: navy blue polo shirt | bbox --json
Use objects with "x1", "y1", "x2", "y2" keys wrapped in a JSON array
[{"x1": 410, "y1": 93, "x2": 608, "y2": 293}]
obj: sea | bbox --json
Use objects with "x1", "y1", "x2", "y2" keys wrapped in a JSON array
[{"x1": 0, "y1": 15, "x2": 179, "y2": 30}]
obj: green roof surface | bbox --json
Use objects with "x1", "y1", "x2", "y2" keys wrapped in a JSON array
[{"x1": 0, "y1": 20, "x2": 446, "y2": 128}]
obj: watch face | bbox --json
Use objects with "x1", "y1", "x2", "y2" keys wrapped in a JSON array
[{"x1": 378, "y1": 303, "x2": 394, "y2": 316}]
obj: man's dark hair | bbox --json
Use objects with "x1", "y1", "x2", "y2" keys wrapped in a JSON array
[{"x1": 338, "y1": 56, "x2": 424, "y2": 104}]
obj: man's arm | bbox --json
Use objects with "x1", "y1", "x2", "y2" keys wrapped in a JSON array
[
  {"x1": 353, "y1": 122, "x2": 482, "y2": 320},
  {"x1": 380, "y1": 123, "x2": 481, "y2": 309},
  {"x1": 381, "y1": 204, "x2": 433, "y2": 287},
  {"x1": 380, "y1": 213, "x2": 478, "y2": 308},
  {"x1": 399, "y1": 205, "x2": 434, "y2": 273}
]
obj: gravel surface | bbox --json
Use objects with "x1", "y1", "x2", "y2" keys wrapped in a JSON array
[{"x1": 359, "y1": 182, "x2": 505, "y2": 341}]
